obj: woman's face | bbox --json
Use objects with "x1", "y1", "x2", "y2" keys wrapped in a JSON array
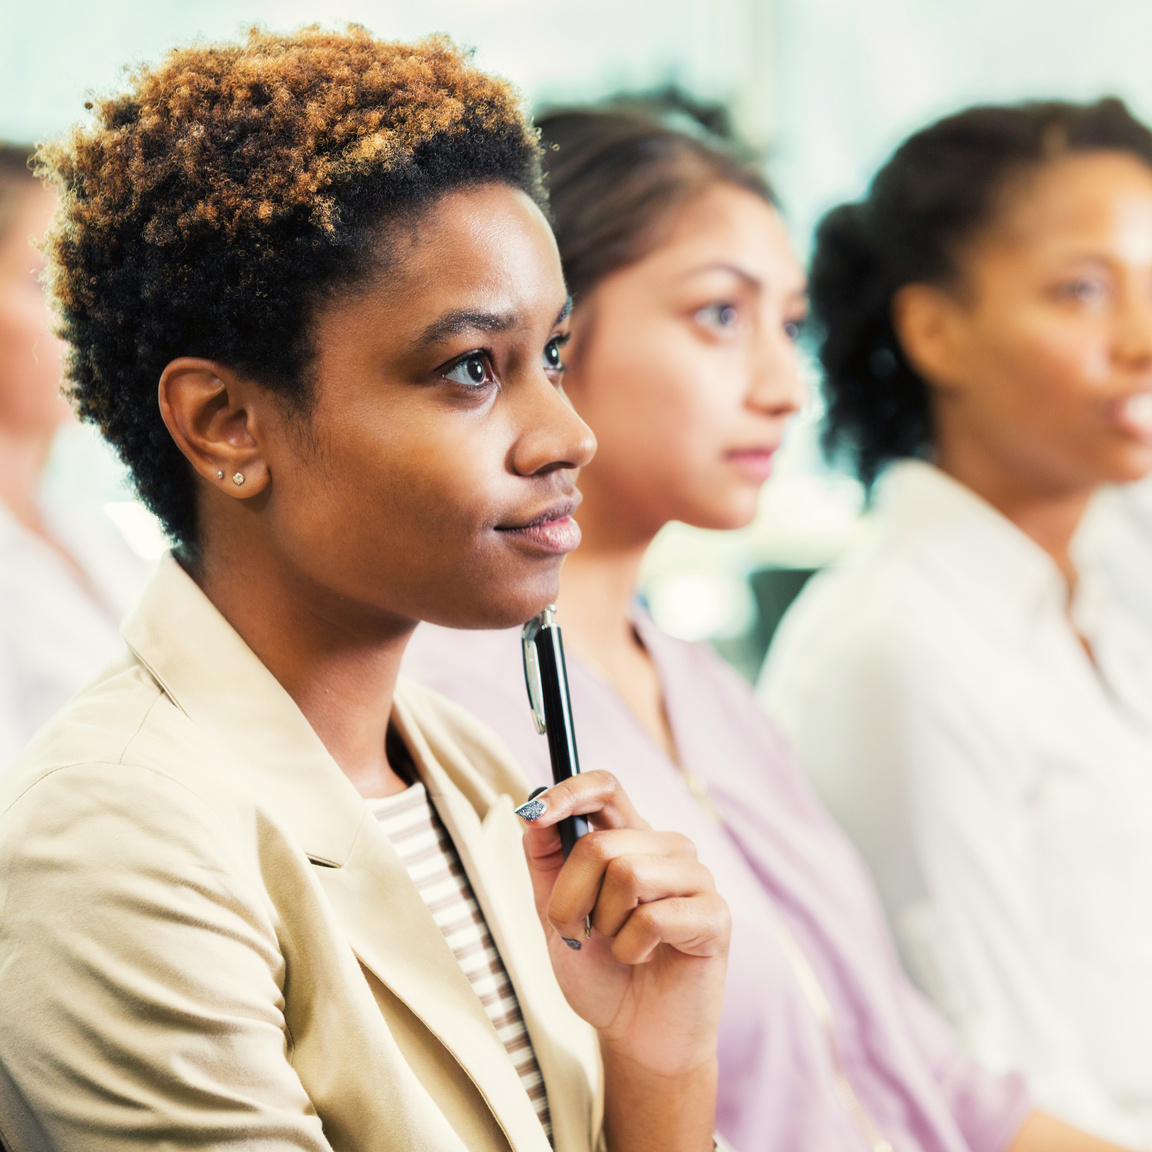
[
  {"x1": 901, "y1": 150, "x2": 1152, "y2": 494},
  {"x1": 0, "y1": 186, "x2": 69, "y2": 438},
  {"x1": 245, "y1": 183, "x2": 595, "y2": 631},
  {"x1": 559, "y1": 182, "x2": 806, "y2": 536}
]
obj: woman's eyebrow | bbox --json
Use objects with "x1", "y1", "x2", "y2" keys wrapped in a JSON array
[
  {"x1": 677, "y1": 261, "x2": 763, "y2": 290},
  {"x1": 416, "y1": 308, "x2": 518, "y2": 347},
  {"x1": 413, "y1": 296, "x2": 572, "y2": 349}
]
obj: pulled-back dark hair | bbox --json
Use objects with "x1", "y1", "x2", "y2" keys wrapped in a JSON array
[
  {"x1": 37, "y1": 27, "x2": 544, "y2": 552},
  {"x1": 537, "y1": 90, "x2": 774, "y2": 301},
  {"x1": 813, "y1": 97, "x2": 1152, "y2": 488}
]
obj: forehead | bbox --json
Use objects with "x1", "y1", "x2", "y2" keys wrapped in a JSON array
[
  {"x1": 984, "y1": 151, "x2": 1152, "y2": 259},
  {"x1": 643, "y1": 182, "x2": 803, "y2": 291},
  {"x1": 377, "y1": 183, "x2": 566, "y2": 319}
]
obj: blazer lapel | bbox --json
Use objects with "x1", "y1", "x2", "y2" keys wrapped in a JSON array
[
  {"x1": 395, "y1": 692, "x2": 601, "y2": 1152},
  {"x1": 312, "y1": 821, "x2": 554, "y2": 1152},
  {"x1": 122, "y1": 558, "x2": 556, "y2": 1152}
]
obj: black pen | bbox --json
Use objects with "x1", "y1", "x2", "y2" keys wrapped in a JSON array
[{"x1": 521, "y1": 605, "x2": 591, "y2": 860}]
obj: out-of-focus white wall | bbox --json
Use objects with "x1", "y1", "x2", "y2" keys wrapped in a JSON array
[
  {"x1": 0, "y1": 0, "x2": 762, "y2": 142},
  {"x1": 770, "y1": 0, "x2": 1152, "y2": 247}
]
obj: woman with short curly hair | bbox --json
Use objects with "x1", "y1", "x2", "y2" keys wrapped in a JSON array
[{"x1": 0, "y1": 27, "x2": 730, "y2": 1152}]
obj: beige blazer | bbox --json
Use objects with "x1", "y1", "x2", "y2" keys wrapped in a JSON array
[{"x1": 0, "y1": 557, "x2": 602, "y2": 1152}]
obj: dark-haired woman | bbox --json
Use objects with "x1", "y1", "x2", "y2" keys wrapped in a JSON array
[
  {"x1": 0, "y1": 30, "x2": 733, "y2": 1152},
  {"x1": 761, "y1": 99, "x2": 1152, "y2": 1144},
  {"x1": 405, "y1": 103, "x2": 1118, "y2": 1151}
]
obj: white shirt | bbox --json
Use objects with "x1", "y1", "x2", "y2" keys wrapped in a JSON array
[
  {"x1": 1080, "y1": 477, "x2": 1152, "y2": 635},
  {"x1": 0, "y1": 493, "x2": 149, "y2": 768},
  {"x1": 759, "y1": 460, "x2": 1152, "y2": 1148}
]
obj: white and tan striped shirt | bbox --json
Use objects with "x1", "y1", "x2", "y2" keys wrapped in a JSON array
[{"x1": 369, "y1": 783, "x2": 553, "y2": 1143}]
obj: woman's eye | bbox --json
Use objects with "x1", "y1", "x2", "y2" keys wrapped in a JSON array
[
  {"x1": 444, "y1": 355, "x2": 493, "y2": 388},
  {"x1": 543, "y1": 335, "x2": 570, "y2": 375},
  {"x1": 1059, "y1": 277, "x2": 1106, "y2": 304},
  {"x1": 696, "y1": 302, "x2": 739, "y2": 331},
  {"x1": 546, "y1": 336, "x2": 569, "y2": 370}
]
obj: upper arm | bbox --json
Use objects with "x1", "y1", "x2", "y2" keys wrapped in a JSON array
[{"x1": 0, "y1": 762, "x2": 332, "y2": 1152}]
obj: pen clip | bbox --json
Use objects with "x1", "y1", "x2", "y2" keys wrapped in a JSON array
[{"x1": 521, "y1": 608, "x2": 554, "y2": 735}]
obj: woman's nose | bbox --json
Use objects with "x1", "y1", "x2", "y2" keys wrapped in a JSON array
[
  {"x1": 1115, "y1": 290, "x2": 1152, "y2": 369},
  {"x1": 510, "y1": 376, "x2": 597, "y2": 478},
  {"x1": 746, "y1": 327, "x2": 806, "y2": 417}
]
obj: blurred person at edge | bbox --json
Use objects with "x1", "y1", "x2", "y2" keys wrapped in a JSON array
[
  {"x1": 0, "y1": 144, "x2": 147, "y2": 767},
  {"x1": 403, "y1": 100, "x2": 1118, "y2": 1152},
  {"x1": 760, "y1": 100, "x2": 1152, "y2": 1146}
]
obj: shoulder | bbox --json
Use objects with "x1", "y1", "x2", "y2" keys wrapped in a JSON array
[
  {"x1": 767, "y1": 527, "x2": 964, "y2": 683},
  {"x1": 0, "y1": 655, "x2": 271, "y2": 879}
]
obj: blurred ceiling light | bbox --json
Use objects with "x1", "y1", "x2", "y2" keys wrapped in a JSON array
[{"x1": 646, "y1": 569, "x2": 757, "y2": 642}]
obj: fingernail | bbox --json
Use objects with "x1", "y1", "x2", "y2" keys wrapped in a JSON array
[
  {"x1": 527, "y1": 785, "x2": 548, "y2": 800},
  {"x1": 560, "y1": 936, "x2": 582, "y2": 951},
  {"x1": 514, "y1": 797, "x2": 546, "y2": 822}
]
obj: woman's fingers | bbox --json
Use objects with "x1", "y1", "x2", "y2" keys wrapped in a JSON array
[
  {"x1": 516, "y1": 772, "x2": 722, "y2": 960},
  {"x1": 589, "y1": 853, "x2": 716, "y2": 941},
  {"x1": 611, "y1": 891, "x2": 731, "y2": 965},
  {"x1": 516, "y1": 770, "x2": 650, "y2": 835},
  {"x1": 544, "y1": 826, "x2": 707, "y2": 944}
]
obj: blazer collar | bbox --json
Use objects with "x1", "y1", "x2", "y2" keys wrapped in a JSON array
[
  {"x1": 122, "y1": 556, "x2": 594, "y2": 1151},
  {"x1": 122, "y1": 554, "x2": 365, "y2": 866}
]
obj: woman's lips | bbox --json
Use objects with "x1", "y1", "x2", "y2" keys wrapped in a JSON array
[
  {"x1": 1114, "y1": 391, "x2": 1152, "y2": 442},
  {"x1": 497, "y1": 499, "x2": 582, "y2": 555},
  {"x1": 504, "y1": 517, "x2": 582, "y2": 553},
  {"x1": 726, "y1": 446, "x2": 779, "y2": 481}
]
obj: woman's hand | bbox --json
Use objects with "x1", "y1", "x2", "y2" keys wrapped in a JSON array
[{"x1": 518, "y1": 770, "x2": 729, "y2": 1152}]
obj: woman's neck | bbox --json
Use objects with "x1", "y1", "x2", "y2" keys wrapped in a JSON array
[
  {"x1": 557, "y1": 496, "x2": 678, "y2": 761},
  {"x1": 557, "y1": 541, "x2": 648, "y2": 660},
  {"x1": 934, "y1": 434, "x2": 1093, "y2": 590},
  {"x1": 193, "y1": 537, "x2": 415, "y2": 798}
]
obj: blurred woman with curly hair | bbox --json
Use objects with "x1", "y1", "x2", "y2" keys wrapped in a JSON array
[{"x1": 0, "y1": 27, "x2": 730, "y2": 1152}]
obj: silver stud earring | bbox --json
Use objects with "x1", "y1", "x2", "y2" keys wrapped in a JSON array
[
  {"x1": 232, "y1": 472, "x2": 245, "y2": 486},
  {"x1": 216, "y1": 470, "x2": 224, "y2": 480}
]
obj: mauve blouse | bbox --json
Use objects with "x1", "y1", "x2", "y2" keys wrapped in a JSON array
[{"x1": 402, "y1": 613, "x2": 1032, "y2": 1152}]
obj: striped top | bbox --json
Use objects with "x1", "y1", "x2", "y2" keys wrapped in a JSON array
[{"x1": 368, "y1": 783, "x2": 553, "y2": 1142}]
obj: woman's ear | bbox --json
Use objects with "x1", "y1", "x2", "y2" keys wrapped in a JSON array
[
  {"x1": 157, "y1": 358, "x2": 271, "y2": 497},
  {"x1": 890, "y1": 283, "x2": 970, "y2": 396}
]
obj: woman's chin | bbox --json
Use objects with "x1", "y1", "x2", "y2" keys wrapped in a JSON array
[
  {"x1": 682, "y1": 495, "x2": 761, "y2": 534},
  {"x1": 421, "y1": 579, "x2": 561, "y2": 632}
]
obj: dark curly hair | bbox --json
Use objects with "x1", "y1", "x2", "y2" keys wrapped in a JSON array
[
  {"x1": 35, "y1": 26, "x2": 545, "y2": 552},
  {"x1": 812, "y1": 97, "x2": 1152, "y2": 489},
  {"x1": 537, "y1": 90, "x2": 774, "y2": 301}
]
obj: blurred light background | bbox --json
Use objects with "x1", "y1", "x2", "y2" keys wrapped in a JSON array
[{"x1": 5, "y1": 0, "x2": 1152, "y2": 674}]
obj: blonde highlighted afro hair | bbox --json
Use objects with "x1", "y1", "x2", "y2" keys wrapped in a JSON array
[{"x1": 37, "y1": 26, "x2": 545, "y2": 549}]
